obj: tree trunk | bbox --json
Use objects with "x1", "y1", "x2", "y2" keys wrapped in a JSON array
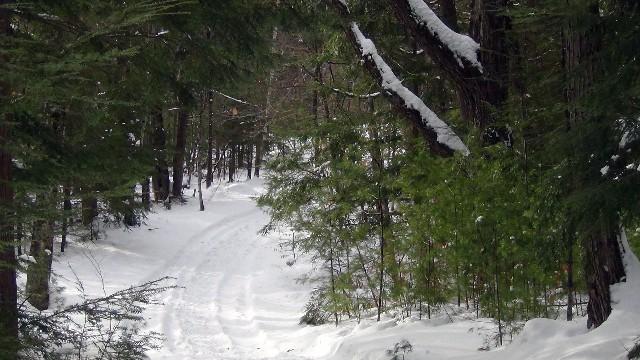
[
  {"x1": 246, "y1": 143, "x2": 253, "y2": 179},
  {"x1": 196, "y1": 103, "x2": 205, "y2": 211},
  {"x1": 215, "y1": 144, "x2": 221, "y2": 179},
  {"x1": 151, "y1": 110, "x2": 170, "y2": 202},
  {"x1": 0, "y1": 3, "x2": 17, "y2": 354},
  {"x1": 329, "y1": 239, "x2": 339, "y2": 326},
  {"x1": 141, "y1": 177, "x2": 151, "y2": 210},
  {"x1": 25, "y1": 218, "x2": 54, "y2": 310},
  {"x1": 377, "y1": 196, "x2": 385, "y2": 322},
  {"x1": 81, "y1": 194, "x2": 98, "y2": 239},
  {"x1": 584, "y1": 219, "x2": 625, "y2": 328},
  {"x1": 228, "y1": 144, "x2": 236, "y2": 182},
  {"x1": 566, "y1": 225, "x2": 575, "y2": 321},
  {"x1": 123, "y1": 187, "x2": 137, "y2": 227},
  {"x1": 237, "y1": 145, "x2": 244, "y2": 176},
  {"x1": 61, "y1": 186, "x2": 71, "y2": 252},
  {"x1": 0, "y1": 88, "x2": 17, "y2": 360},
  {"x1": 206, "y1": 94, "x2": 214, "y2": 188},
  {"x1": 438, "y1": 0, "x2": 459, "y2": 32},
  {"x1": 562, "y1": 0, "x2": 626, "y2": 329},
  {"x1": 254, "y1": 29, "x2": 277, "y2": 177},
  {"x1": 387, "y1": 0, "x2": 509, "y2": 131},
  {"x1": 172, "y1": 107, "x2": 189, "y2": 198},
  {"x1": 254, "y1": 129, "x2": 263, "y2": 178}
]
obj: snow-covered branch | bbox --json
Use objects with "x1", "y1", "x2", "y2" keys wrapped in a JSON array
[
  {"x1": 389, "y1": 0, "x2": 484, "y2": 82},
  {"x1": 350, "y1": 23, "x2": 469, "y2": 156},
  {"x1": 405, "y1": 0, "x2": 481, "y2": 71},
  {"x1": 331, "y1": 88, "x2": 381, "y2": 99},
  {"x1": 327, "y1": 0, "x2": 469, "y2": 156},
  {"x1": 211, "y1": 89, "x2": 257, "y2": 107}
]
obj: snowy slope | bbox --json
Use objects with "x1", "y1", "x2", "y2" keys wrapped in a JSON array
[{"x1": 52, "y1": 179, "x2": 640, "y2": 360}]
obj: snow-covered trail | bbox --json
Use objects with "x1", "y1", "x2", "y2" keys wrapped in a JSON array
[
  {"x1": 53, "y1": 179, "x2": 488, "y2": 360},
  {"x1": 52, "y1": 178, "x2": 640, "y2": 360},
  {"x1": 55, "y1": 180, "x2": 327, "y2": 360},
  {"x1": 148, "y1": 186, "x2": 310, "y2": 359}
]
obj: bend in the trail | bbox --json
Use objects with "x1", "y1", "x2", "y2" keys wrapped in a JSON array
[{"x1": 54, "y1": 179, "x2": 486, "y2": 360}]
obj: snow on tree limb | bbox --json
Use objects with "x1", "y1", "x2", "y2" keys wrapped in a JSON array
[
  {"x1": 350, "y1": 23, "x2": 469, "y2": 156},
  {"x1": 388, "y1": 0, "x2": 485, "y2": 87},
  {"x1": 405, "y1": 0, "x2": 482, "y2": 71},
  {"x1": 327, "y1": 0, "x2": 469, "y2": 156}
]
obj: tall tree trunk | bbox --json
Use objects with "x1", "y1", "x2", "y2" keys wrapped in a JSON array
[
  {"x1": 215, "y1": 143, "x2": 221, "y2": 179},
  {"x1": 254, "y1": 127, "x2": 263, "y2": 178},
  {"x1": 329, "y1": 241, "x2": 339, "y2": 326},
  {"x1": 151, "y1": 110, "x2": 170, "y2": 202},
  {"x1": 197, "y1": 110, "x2": 205, "y2": 211},
  {"x1": 584, "y1": 219, "x2": 625, "y2": 328},
  {"x1": 141, "y1": 177, "x2": 151, "y2": 210},
  {"x1": 254, "y1": 29, "x2": 277, "y2": 177},
  {"x1": 25, "y1": 217, "x2": 54, "y2": 311},
  {"x1": 61, "y1": 186, "x2": 71, "y2": 252},
  {"x1": 228, "y1": 144, "x2": 236, "y2": 182},
  {"x1": 81, "y1": 194, "x2": 98, "y2": 239},
  {"x1": 564, "y1": 221, "x2": 576, "y2": 321},
  {"x1": 172, "y1": 107, "x2": 189, "y2": 198},
  {"x1": 562, "y1": 1, "x2": 626, "y2": 328},
  {"x1": 0, "y1": 3, "x2": 17, "y2": 354},
  {"x1": 123, "y1": 187, "x2": 137, "y2": 227},
  {"x1": 468, "y1": 0, "x2": 510, "y2": 129},
  {"x1": 206, "y1": 93, "x2": 214, "y2": 188},
  {"x1": 237, "y1": 145, "x2": 244, "y2": 177},
  {"x1": 246, "y1": 143, "x2": 253, "y2": 179},
  {"x1": 377, "y1": 193, "x2": 385, "y2": 322}
]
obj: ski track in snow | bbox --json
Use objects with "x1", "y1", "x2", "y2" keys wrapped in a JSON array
[
  {"x1": 55, "y1": 181, "x2": 326, "y2": 360},
  {"x1": 143, "y1": 184, "x2": 312, "y2": 359},
  {"x1": 59, "y1": 179, "x2": 640, "y2": 360}
]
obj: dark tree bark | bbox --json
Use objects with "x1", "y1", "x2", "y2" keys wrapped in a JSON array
[
  {"x1": 584, "y1": 219, "x2": 625, "y2": 328},
  {"x1": 196, "y1": 107, "x2": 205, "y2": 211},
  {"x1": 246, "y1": 143, "x2": 253, "y2": 179},
  {"x1": 329, "y1": 0, "x2": 511, "y2": 153},
  {"x1": 255, "y1": 42, "x2": 276, "y2": 178},
  {"x1": 60, "y1": 186, "x2": 71, "y2": 252},
  {"x1": 237, "y1": 144, "x2": 245, "y2": 176},
  {"x1": 228, "y1": 144, "x2": 236, "y2": 182},
  {"x1": 438, "y1": 0, "x2": 459, "y2": 32},
  {"x1": 25, "y1": 217, "x2": 54, "y2": 311},
  {"x1": 123, "y1": 187, "x2": 137, "y2": 227},
  {"x1": 81, "y1": 194, "x2": 98, "y2": 239},
  {"x1": 328, "y1": 1, "x2": 465, "y2": 156},
  {"x1": 0, "y1": 3, "x2": 17, "y2": 355},
  {"x1": 151, "y1": 110, "x2": 170, "y2": 202},
  {"x1": 254, "y1": 126, "x2": 263, "y2": 178},
  {"x1": 390, "y1": 0, "x2": 509, "y2": 130},
  {"x1": 206, "y1": 93, "x2": 214, "y2": 188},
  {"x1": 562, "y1": 1, "x2": 626, "y2": 328},
  {"x1": 172, "y1": 107, "x2": 189, "y2": 198},
  {"x1": 141, "y1": 177, "x2": 151, "y2": 210},
  {"x1": 215, "y1": 143, "x2": 221, "y2": 179}
]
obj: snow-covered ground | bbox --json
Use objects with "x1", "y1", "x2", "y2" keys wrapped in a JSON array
[{"x1": 51, "y1": 178, "x2": 640, "y2": 360}]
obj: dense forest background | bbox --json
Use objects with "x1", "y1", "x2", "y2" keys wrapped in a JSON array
[{"x1": 1, "y1": 0, "x2": 639, "y2": 358}]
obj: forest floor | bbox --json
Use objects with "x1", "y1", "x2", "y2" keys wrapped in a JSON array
[{"x1": 51, "y1": 178, "x2": 640, "y2": 360}]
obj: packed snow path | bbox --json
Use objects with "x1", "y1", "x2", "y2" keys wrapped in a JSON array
[
  {"x1": 149, "y1": 188, "x2": 309, "y2": 359},
  {"x1": 53, "y1": 179, "x2": 640, "y2": 360},
  {"x1": 56, "y1": 181, "x2": 318, "y2": 359},
  {"x1": 55, "y1": 180, "x2": 488, "y2": 359}
]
